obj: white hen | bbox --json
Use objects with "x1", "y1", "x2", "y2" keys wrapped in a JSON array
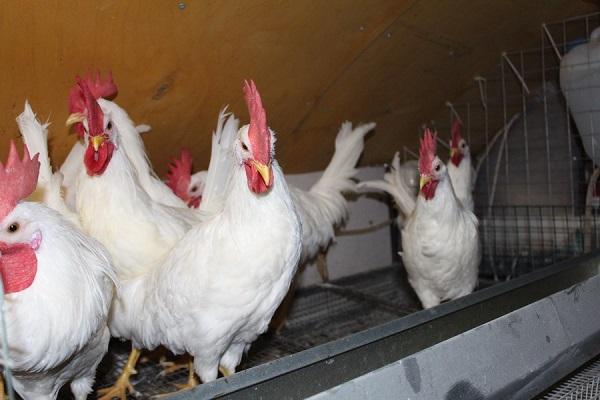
[
  {"x1": 0, "y1": 141, "x2": 115, "y2": 400},
  {"x1": 401, "y1": 129, "x2": 479, "y2": 309},
  {"x1": 110, "y1": 80, "x2": 302, "y2": 384},
  {"x1": 66, "y1": 74, "x2": 194, "y2": 399}
]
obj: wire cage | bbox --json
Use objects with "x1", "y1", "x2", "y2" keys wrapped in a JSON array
[
  {"x1": 49, "y1": 11, "x2": 600, "y2": 400},
  {"x1": 402, "y1": 12, "x2": 600, "y2": 282}
]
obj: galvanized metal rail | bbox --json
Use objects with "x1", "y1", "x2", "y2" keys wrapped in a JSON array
[{"x1": 170, "y1": 250, "x2": 600, "y2": 400}]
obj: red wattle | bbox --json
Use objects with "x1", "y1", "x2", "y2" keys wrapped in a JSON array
[
  {"x1": 188, "y1": 196, "x2": 201, "y2": 209},
  {"x1": 244, "y1": 162, "x2": 273, "y2": 194},
  {"x1": 451, "y1": 152, "x2": 464, "y2": 167},
  {"x1": 0, "y1": 242, "x2": 37, "y2": 294},
  {"x1": 421, "y1": 180, "x2": 439, "y2": 200},
  {"x1": 84, "y1": 140, "x2": 115, "y2": 176}
]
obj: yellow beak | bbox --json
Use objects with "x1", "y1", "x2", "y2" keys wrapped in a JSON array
[
  {"x1": 450, "y1": 148, "x2": 458, "y2": 158},
  {"x1": 419, "y1": 175, "x2": 432, "y2": 190},
  {"x1": 91, "y1": 135, "x2": 105, "y2": 152},
  {"x1": 66, "y1": 112, "x2": 85, "y2": 127},
  {"x1": 252, "y1": 160, "x2": 271, "y2": 185}
]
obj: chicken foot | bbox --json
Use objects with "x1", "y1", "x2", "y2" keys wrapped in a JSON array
[{"x1": 97, "y1": 347, "x2": 140, "y2": 400}]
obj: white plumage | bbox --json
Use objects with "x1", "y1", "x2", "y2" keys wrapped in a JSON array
[
  {"x1": 401, "y1": 131, "x2": 479, "y2": 309},
  {"x1": 110, "y1": 81, "x2": 302, "y2": 383},
  {"x1": 18, "y1": 102, "x2": 82, "y2": 227},
  {"x1": 0, "y1": 137, "x2": 115, "y2": 399},
  {"x1": 291, "y1": 121, "x2": 375, "y2": 262},
  {"x1": 358, "y1": 151, "x2": 418, "y2": 228}
]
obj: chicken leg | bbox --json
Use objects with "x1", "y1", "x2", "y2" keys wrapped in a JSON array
[
  {"x1": 175, "y1": 360, "x2": 198, "y2": 390},
  {"x1": 97, "y1": 347, "x2": 140, "y2": 400},
  {"x1": 0, "y1": 374, "x2": 5, "y2": 400},
  {"x1": 158, "y1": 354, "x2": 191, "y2": 376}
]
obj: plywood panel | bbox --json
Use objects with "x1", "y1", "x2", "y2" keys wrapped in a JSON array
[{"x1": 0, "y1": 1, "x2": 595, "y2": 175}]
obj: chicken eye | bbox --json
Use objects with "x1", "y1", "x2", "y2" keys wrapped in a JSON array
[
  {"x1": 106, "y1": 121, "x2": 112, "y2": 130},
  {"x1": 241, "y1": 143, "x2": 249, "y2": 151},
  {"x1": 461, "y1": 143, "x2": 466, "y2": 148},
  {"x1": 190, "y1": 186, "x2": 198, "y2": 193},
  {"x1": 435, "y1": 164, "x2": 441, "y2": 172},
  {"x1": 7, "y1": 223, "x2": 19, "y2": 233}
]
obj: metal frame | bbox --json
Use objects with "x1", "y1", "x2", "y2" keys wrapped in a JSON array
[{"x1": 170, "y1": 251, "x2": 600, "y2": 400}]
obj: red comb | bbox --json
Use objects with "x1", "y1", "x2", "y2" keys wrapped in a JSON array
[
  {"x1": 0, "y1": 141, "x2": 40, "y2": 220},
  {"x1": 419, "y1": 128, "x2": 437, "y2": 175},
  {"x1": 450, "y1": 119, "x2": 462, "y2": 149},
  {"x1": 243, "y1": 80, "x2": 271, "y2": 165},
  {"x1": 68, "y1": 72, "x2": 118, "y2": 137},
  {"x1": 78, "y1": 79, "x2": 105, "y2": 137},
  {"x1": 166, "y1": 148, "x2": 193, "y2": 200}
]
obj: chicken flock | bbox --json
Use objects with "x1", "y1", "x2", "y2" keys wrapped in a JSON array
[{"x1": 0, "y1": 73, "x2": 480, "y2": 399}]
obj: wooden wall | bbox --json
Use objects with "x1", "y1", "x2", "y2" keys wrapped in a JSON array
[{"x1": 0, "y1": 1, "x2": 596, "y2": 174}]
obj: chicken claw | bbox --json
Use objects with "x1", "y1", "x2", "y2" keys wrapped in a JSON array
[
  {"x1": 158, "y1": 355, "x2": 190, "y2": 376},
  {"x1": 219, "y1": 366, "x2": 233, "y2": 378},
  {"x1": 152, "y1": 360, "x2": 198, "y2": 399},
  {"x1": 97, "y1": 347, "x2": 140, "y2": 400}
]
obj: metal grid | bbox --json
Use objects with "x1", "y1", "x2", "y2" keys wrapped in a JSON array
[
  {"x1": 395, "y1": 13, "x2": 600, "y2": 281},
  {"x1": 540, "y1": 357, "x2": 600, "y2": 399},
  {"x1": 86, "y1": 266, "x2": 421, "y2": 398}
]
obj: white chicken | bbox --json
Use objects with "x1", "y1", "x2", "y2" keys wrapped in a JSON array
[
  {"x1": 447, "y1": 119, "x2": 475, "y2": 212},
  {"x1": 66, "y1": 75, "x2": 194, "y2": 398},
  {"x1": 165, "y1": 121, "x2": 375, "y2": 332},
  {"x1": 401, "y1": 129, "x2": 479, "y2": 308},
  {"x1": 109, "y1": 80, "x2": 302, "y2": 384},
  {"x1": 0, "y1": 140, "x2": 115, "y2": 400}
]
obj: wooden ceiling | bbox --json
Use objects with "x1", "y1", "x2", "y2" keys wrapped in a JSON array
[{"x1": 0, "y1": 1, "x2": 596, "y2": 175}]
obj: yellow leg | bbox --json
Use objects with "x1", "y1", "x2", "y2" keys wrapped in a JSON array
[
  {"x1": 174, "y1": 360, "x2": 198, "y2": 390},
  {"x1": 158, "y1": 356, "x2": 190, "y2": 376},
  {"x1": 97, "y1": 347, "x2": 140, "y2": 400},
  {"x1": 219, "y1": 366, "x2": 233, "y2": 378}
]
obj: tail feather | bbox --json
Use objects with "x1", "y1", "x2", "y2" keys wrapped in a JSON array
[
  {"x1": 358, "y1": 152, "x2": 417, "y2": 217},
  {"x1": 17, "y1": 102, "x2": 81, "y2": 227},
  {"x1": 294, "y1": 121, "x2": 375, "y2": 261},
  {"x1": 17, "y1": 101, "x2": 52, "y2": 186},
  {"x1": 199, "y1": 107, "x2": 239, "y2": 214}
]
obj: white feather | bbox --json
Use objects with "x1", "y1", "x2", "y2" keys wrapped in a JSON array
[
  {"x1": 358, "y1": 152, "x2": 418, "y2": 225},
  {"x1": 292, "y1": 121, "x2": 375, "y2": 262},
  {"x1": 17, "y1": 102, "x2": 81, "y2": 227},
  {"x1": 59, "y1": 140, "x2": 85, "y2": 211},
  {"x1": 0, "y1": 197, "x2": 115, "y2": 399},
  {"x1": 98, "y1": 99, "x2": 190, "y2": 209},
  {"x1": 199, "y1": 108, "x2": 239, "y2": 215}
]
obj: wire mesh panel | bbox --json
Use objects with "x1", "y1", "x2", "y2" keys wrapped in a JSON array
[
  {"x1": 405, "y1": 12, "x2": 600, "y2": 280},
  {"x1": 541, "y1": 356, "x2": 600, "y2": 399}
]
